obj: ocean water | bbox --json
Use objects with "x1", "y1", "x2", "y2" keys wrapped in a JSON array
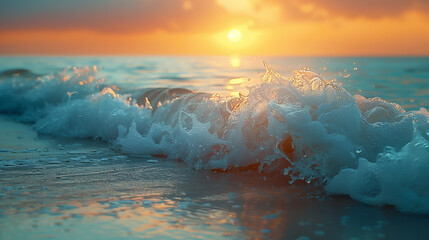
[{"x1": 0, "y1": 56, "x2": 429, "y2": 239}]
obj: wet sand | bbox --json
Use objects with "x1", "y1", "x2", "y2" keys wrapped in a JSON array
[{"x1": 1, "y1": 115, "x2": 429, "y2": 240}]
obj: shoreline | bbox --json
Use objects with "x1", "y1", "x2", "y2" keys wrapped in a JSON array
[{"x1": 1, "y1": 114, "x2": 429, "y2": 239}]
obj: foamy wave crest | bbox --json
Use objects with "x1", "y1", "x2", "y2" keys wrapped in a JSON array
[{"x1": 1, "y1": 64, "x2": 428, "y2": 214}]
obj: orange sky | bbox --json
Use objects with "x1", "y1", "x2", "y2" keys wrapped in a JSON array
[{"x1": 0, "y1": 0, "x2": 428, "y2": 56}]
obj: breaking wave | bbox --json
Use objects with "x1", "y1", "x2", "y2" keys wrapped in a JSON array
[{"x1": 1, "y1": 63, "x2": 428, "y2": 214}]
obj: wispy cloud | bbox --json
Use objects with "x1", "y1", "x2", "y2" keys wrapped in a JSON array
[
  {"x1": 1, "y1": 0, "x2": 428, "y2": 55},
  {"x1": 0, "y1": 0, "x2": 245, "y2": 33},
  {"x1": 2, "y1": 0, "x2": 427, "y2": 34}
]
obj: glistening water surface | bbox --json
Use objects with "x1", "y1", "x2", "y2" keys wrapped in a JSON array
[
  {"x1": 1, "y1": 56, "x2": 428, "y2": 109},
  {"x1": 0, "y1": 56, "x2": 429, "y2": 239}
]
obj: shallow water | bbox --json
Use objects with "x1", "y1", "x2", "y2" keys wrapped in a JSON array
[
  {"x1": 1, "y1": 56, "x2": 429, "y2": 239},
  {"x1": 1, "y1": 117, "x2": 429, "y2": 240}
]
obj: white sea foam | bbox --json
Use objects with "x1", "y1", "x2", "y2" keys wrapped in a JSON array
[{"x1": 1, "y1": 64, "x2": 428, "y2": 214}]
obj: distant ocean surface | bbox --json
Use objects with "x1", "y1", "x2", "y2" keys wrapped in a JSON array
[
  {"x1": 0, "y1": 56, "x2": 429, "y2": 216},
  {"x1": 1, "y1": 56, "x2": 428, "y2": 109}
]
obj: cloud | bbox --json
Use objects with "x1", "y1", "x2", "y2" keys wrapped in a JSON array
[
  {"x1": 0, "y1": 0, "x2": 428, "y2": 34},
  {"x1": 272, "y1": 0, "x2": 429, "y2": 19},
  {"x1": 0, "y1": 0, "x2": 247, "y2": 33},
  {"x1": 217, "y1": 0, "x2": 429, "y2": 21}
]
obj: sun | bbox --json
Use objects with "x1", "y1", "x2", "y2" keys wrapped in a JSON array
[{"x1": 228, "y1": 29, "x2": 242, "y2": 42}]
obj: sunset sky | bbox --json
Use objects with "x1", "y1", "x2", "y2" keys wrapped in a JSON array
[{"x1": 1, "y1": 0, "x2": 428, "y2": 56}]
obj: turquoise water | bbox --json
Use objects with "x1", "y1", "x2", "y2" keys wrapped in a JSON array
[
  {"x1": 0, "y1": 56, "x2": 429, "y2": 239},
  {"x1": 1, "y1": 56, "x2": 428, "y2": 109}
]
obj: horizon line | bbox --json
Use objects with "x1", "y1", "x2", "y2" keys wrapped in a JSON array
[{"x1": 1, "y1": 54, "x2": 428, "y2": 58}]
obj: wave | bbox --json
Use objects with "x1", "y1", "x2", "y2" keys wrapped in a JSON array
[{"x1": 1, "y1": 64, "x2": 428, "y2": 214}]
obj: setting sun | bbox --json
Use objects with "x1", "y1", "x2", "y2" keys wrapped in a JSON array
[{"x1": 228, "y1": 29, "x2": 242, "y2": 42}]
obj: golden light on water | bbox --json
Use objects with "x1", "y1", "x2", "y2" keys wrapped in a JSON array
[
  {"x1": 230, "y1": 55, "x2": 241, "y2": 67},
  {"x1": 228, "y1": 29, "x2": 242, "y2": 42},
  {"x1": 230, "y1": 91, "x2": 240, "y2": 97},
  {"x1": 229, "y1": 77, "x2": 246, "y2": 85},
  {"x1": 227, "y1": 77, "x2": 247, "y2": 97}
]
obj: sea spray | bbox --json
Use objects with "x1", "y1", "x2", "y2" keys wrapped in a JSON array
[{"x1": 1, "y1": 64, "x2": 428, "y2": 213}]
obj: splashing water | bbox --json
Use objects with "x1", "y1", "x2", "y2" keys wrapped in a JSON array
[{"x1": 1, "y1": 62, "x2": 428, "y2": 214}]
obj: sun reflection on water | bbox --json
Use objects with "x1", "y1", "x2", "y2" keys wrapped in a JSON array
[{"x1": 230, "y1": 55, "x2": 241, "y2": 68}]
